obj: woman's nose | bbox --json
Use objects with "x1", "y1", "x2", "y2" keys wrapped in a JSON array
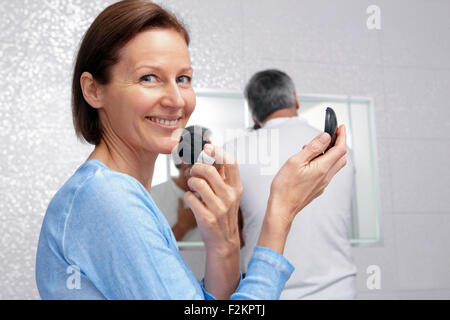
[{"x1": 161, "y1": 82, "x2": 186, "y2": 109}]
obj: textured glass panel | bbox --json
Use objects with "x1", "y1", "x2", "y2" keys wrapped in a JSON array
[{"x1": 0, "y1": 0, "x2": 116, "y2": 300}]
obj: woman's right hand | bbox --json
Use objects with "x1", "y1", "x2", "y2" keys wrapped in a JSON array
[
  {"x1": 183, "y1": 144, "x2": 242, "y2": 254},
  {"x1": 183, "y1": 144, "x2": 242, "y2": 299},
  {"x1": 257, "y1": 125, "x2": 348, "y2": 254}
]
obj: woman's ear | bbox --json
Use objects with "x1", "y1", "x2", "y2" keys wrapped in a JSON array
[{"x1": 80, "y1": 72, "x2": 103, "y2": 109}]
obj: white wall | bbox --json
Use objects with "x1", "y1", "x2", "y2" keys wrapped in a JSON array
[{"x1": 0, "y1": 0, "x2": 449, "y2": 299}]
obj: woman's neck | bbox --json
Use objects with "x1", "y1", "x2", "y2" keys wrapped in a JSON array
[{"x1": 86, "y1": 139, "x2": 157, "y2": 194}]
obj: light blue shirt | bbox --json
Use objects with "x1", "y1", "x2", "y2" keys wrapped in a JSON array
[{"x1": 35, "y1": 159, "x2": 294, "y2": 299}]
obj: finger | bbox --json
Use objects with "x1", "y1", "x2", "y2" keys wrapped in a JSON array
[
  {"x1": 314, "y1": 125, "x2": 347, "y2": 171},
  {"x1": 203, "y1": 144, "x2": 241, "y2": 187},
  {"x1": 187, "y1": 176, "x2": 224, "y2": 214},
  {"x1": 184, "y1": 191, "x2": 211, "y2": 225},
  {"x1": 292, "y1": 132, "x2": 331, "y2": 164},
  {"x1": 190, "y1": 162, "x2": 228, "y2": 196},
  {"x1": 333, "y1": 124, "x2": 346, "y2": 148},
  {"x1": 325, "y1": 155, "x2": 347, "y2": 182}
]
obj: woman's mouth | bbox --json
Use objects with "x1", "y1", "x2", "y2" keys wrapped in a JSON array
[{"x1": 145, "y1": 116, "x2": 181, "y2": 130}]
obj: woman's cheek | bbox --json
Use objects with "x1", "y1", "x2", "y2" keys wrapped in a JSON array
[{"x1": 186, "y1": 91, "x2": 196, "y2": 117}]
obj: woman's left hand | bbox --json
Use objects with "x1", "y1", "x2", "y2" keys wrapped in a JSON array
[{"x1": 183, "y1": 144, "x2": 243, "y2": 299}]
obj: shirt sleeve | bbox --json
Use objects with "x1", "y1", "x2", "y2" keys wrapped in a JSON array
[
  {"x1": 62, "y1": 173, "x2": 206, "y2": 299},
  {"x1": 230, "y1": 246, "x2": 294, "y2": 300},
  {"x1": 200, "y1": 247, "x2": 294, "y2": 301}
]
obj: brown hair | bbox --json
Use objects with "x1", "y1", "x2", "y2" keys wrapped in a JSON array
[{"x1": 71, "y1": 0, "x2": 190, "y2": 145}]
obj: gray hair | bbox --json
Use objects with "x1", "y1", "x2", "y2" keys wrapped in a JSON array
[{"x1": 244, "y1": 69, "x2": 296, "y2": 123}]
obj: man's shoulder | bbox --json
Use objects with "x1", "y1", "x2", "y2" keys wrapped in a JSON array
[
  {"x1": 151, "y1": 179, "x2": 172, "y2": 188},
  {"x1": 149, "y1": 181, "x2": 174, "y2": 205},
  {"x1": 222, "y1": 130, "x2": 253, "y2": 155}
]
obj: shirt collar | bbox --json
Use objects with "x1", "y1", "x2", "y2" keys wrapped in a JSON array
[
  {"x1": 168, "y1": 177, "x2": 186, "y2": 196},
  {"x1": 262, "y1": 116, "x2": 305, "y2": 128}
]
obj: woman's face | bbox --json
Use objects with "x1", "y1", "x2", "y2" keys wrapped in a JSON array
[{"x1": 98, "y1": 28, "x2": 195, "y2": 155}]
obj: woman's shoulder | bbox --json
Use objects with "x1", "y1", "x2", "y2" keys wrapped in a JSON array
[
  {"x1": 71, "y1": 159, "x2": 152, "y2": 209},
  {"x1": 58, "y1": 161, "x2": 176, "y2": 267},
  {"x1": 80, "y1": 161, "x2": 139, "y2": 191},
  {"x1": 52, "y1": 160, "x2": 139, "y2": 202},
  {"x1": 44, "y1": 159, "x2": 166, "y2": 237},
  {"x1": 62, "y1": 160, "x2": 166, "y2": 232},
  {"x1": 39, "y1": 160, "x2": 157, "y2": 259},
  {"x1": 46, "y1": 160, "x2": 152, "y2": 221}
]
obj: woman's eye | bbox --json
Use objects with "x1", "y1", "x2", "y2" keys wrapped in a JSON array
[
  {"x1": 140, "y1": 74, "x2": 157, "y2": 83},
  {"x1": 177, "y1": 75, "x2": 192, "y2": 85}
]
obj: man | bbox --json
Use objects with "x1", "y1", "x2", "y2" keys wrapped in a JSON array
[
  {"x1": 227, "y1": 69, "x2": 357, "y2": 299},
  {"x1": 151, "y1": 125, "x2": 211, "y2": 242},
  {"x1": 152, "y1": 125, "x2": 245, "y2": 281}
]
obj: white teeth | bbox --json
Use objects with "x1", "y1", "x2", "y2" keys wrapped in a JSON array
[{"x1": 148, "y1": 117, "x2": 178, "y2": 126}]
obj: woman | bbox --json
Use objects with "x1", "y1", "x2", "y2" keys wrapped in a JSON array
[{"x1": 35, "y1": 0, "x2": 347, "y2": 300}]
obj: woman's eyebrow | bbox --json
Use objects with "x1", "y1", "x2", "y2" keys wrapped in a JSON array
[
  {"x1": 135, "y1": 64, "x2": 160, "y2": 71},
  {"x1": 180, "y1": 67, "x2": 193, "y2": 74},
  {"x1": 134, "y1": 64, "x2": 193, "y2": 74}
]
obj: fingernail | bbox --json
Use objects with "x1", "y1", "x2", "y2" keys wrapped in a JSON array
[
  {"x1": 197, "y1": 150, "x2": 215, "y2": 165},
  {"x1": 319, "y1": 133, "x2": 330, "y2": 144},
  {"x1": 203, "y1": 144, "x2": 213, "y2": 155}
]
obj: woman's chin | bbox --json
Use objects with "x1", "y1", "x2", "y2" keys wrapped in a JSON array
[
  {"x1": 152, "y1": 141, "x2": 179, "y2": 155},
  {"x1": 158, "y1": 148, "x2": 175, "y2": 155}
]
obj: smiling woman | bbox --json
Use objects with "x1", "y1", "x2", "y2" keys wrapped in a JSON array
[
  {"x1": 81, "y1": 28, "x2": 195, "y2": 168},
  {"x1": 71, "y1": 0, "x2": 190, "y2": 147},
  {"x1": 35, "y1": 0, "x2": 348, "y2": 300}
]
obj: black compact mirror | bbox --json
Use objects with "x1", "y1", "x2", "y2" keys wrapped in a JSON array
[{"x1": 324, "y1": 107, "x2": 338, "y2": 153}]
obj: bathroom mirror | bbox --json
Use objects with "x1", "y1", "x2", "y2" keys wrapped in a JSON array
[{"x1": 151, "y1": 90, "x2": 381, "y2": 247}]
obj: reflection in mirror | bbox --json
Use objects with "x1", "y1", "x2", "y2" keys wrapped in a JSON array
[
  {"x1": 150, "y1": 90, "x2": 381, "y2": 247},
  {"x1": 151, "y1": 125, "x2": 212, "y2": 243}
]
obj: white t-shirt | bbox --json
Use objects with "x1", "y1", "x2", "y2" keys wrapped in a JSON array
[
  {"x1": 150, "y1": 178, "x2": 203, "y2": 242},
  {"x1": 150, "y1": 178, "x2": 206, "y2": 281},
  {"x1": 224, "y1": 116, "x2": 357, "y2": 299}
]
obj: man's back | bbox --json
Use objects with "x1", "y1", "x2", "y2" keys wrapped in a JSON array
[{"x1": 229, "y1": 116, "x2": 357, "y2": 299}]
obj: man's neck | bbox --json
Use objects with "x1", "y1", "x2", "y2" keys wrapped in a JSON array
[
  {"x1": 172, "y1": 176, "x2": 189, "y2": 192},
  {"x1": 261, "y1": 108, "x2": 298, "y2": 126}
]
